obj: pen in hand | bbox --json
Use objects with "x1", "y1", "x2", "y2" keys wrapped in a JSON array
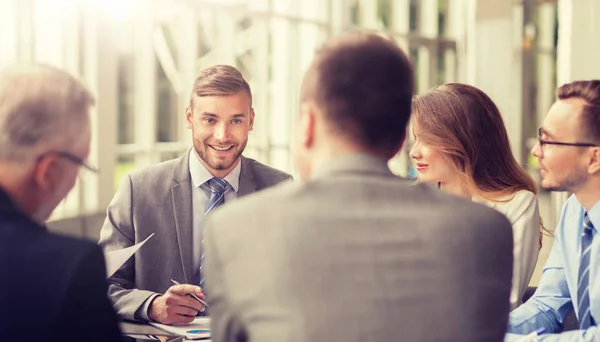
[{"x1": 170, "y1": 279, "x2": 209, "y2": 307}]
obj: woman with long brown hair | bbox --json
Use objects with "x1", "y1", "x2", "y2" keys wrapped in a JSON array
[{"x1": 409, "y1": 83, "x2": 544, "y2": 309}]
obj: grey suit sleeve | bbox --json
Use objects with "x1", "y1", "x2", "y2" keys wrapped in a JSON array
[
  {"x1": 98, "y1": 174, "x2": 159, "y2": 321},
  {"x1": 204, "y1": 218, "x2": 247, "y2": 342}
]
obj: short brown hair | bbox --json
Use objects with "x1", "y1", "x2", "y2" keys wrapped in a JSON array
[
  {"x1": 302, "y1": 33, "x2": 414, "y2": 157},
  {"x1": 556, "y1": 80, "x2": 600, "y2": 142},
  {"x1": 189, "y1": 65, "x2": 252, "y2": 107}
]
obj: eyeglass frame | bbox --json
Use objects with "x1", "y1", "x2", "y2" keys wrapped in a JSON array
[
  {"x1": 37, "y1": 151, "x2": 99, "y2": 173},
  {"x1": 537, "y1": 127, "x2": 599, "y2": 150}
]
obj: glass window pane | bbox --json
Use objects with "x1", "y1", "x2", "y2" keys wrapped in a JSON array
[
  {"x1": 350, "y1": 0, "x2": 360, "y2": 26},
  {"x1": 438, "y1": 0, "x2": 449, "y2": 36},
  {"x1": 409, "y1": 0, "x2": 420, "y2": 32},
  {"x1": 118, "y1": 56, "x2": 135, "y2": 144},
  {"x1": 437, "y1": 47, "x2": 446, "y2": 84},
  {"x1": 156, "y1": 56, "x2": 178, "y2": 143},
  {"x1": 377, "y1": 0, "x2": 392, "y2": 29},
  {"x1": 409, "y1": 46, "x2": 420, "y2": 93},
  {"x1": 115, "y1": 154, "x2": 136, "y2": 191}
]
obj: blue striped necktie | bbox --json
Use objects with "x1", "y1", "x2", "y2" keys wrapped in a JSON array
[
  {"x1": 577, "y1": 213, "x2": 595, "y2": 329},
  {"x1": 204, "y1": 178, "x2": 230, "y2": 216},
  {"x1": 199, "y1": 177, "x2": 230, "y2": 316}
]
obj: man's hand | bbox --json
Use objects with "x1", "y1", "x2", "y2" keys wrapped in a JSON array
[{"x1": 148, "y1": 284, "x2": 206, "y2": 324}]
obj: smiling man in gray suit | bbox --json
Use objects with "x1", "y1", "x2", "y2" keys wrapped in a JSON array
[
  {"x1": 204, "y1": 34, "x2": 515, "y2": 342},
  {"x1": 99, "y1": 65, "x2": 291, "y2": 325}
]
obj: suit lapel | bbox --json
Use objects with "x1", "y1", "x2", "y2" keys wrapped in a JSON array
[
  {"x1": 237, "y1": 156, "x2": 257, "y2": 197},
  {"x1": 171, "y1": 151, "x2": 194, "y2": 283}
]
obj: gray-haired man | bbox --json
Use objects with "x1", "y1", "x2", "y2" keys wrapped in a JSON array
[{"x1": 0, "y1": 64, "x2": 121, "y2": 341}]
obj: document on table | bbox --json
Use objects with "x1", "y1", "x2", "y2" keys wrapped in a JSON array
[
  {"x1": 150, "y1": 317, "x2": 211, "y2": 340},
  {"x1": 104, "y1": 233, "x2": 155, "y2": 278}
]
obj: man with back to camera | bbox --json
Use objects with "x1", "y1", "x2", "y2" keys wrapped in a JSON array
[
  {"x1": 0, "y1": 64, "x2": 121, "y2": 341},
  {"x1": 99, "y1": 64, "x2": 292, "y2": 324},
  {"x1": 507, "y1": 80, "x2": 600, "y2": 341},
  {"x1": 203, "y1": 33, "x2": 515, "y2": 342}
]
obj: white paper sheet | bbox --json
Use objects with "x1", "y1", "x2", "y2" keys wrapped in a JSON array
[
  {"x1": 104, "y1": 233, "x2": 155, "y2": 278},
  {"x1": 150, "y1": 317, "x2": 211, "y2": 340}
]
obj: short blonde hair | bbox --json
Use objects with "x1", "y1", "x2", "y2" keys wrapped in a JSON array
[
  {"x1": 0, "y1": 64, "x2": 95, "y2": 160},
  {"x1": 189, "y1": 65, "x2": 252, "y2": 108}
]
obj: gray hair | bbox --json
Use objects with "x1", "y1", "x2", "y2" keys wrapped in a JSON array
[{"x1": 0, "y1": 64, "x2": 95, "y2": 161}]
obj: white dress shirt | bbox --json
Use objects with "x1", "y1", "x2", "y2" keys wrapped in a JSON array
[
  {"x1": 189, "y1": 150, "x2": 241, "y2": 281},
  {"x1": 474, "y1": 190, "x2": 540, "y2": 309}
]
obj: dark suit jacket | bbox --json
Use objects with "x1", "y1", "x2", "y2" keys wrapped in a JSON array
[
  {"x1": 205, "y1": 154, "x2": 514, "y2": 342},
  {"x1": 0, "y1": 188, "x2": 121, "y2": 342},
  {"x1": 99, "y1": 151, "x2": 292, "y2": 320}
]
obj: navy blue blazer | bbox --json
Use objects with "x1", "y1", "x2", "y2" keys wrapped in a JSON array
[{"x1": 0, "y1": 188, "x2": 122, "y2": 341}]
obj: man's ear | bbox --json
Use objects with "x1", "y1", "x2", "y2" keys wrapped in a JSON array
[
  {"x1": 249, "y1": 108, "x2": 255, "y2": 131},
  {"x1": 185, "y1": 106, "x2": 193, "y2": 129},
  {"x1": 299, "y1": 103, "x2": 315, "y2": 149},
  {"x1": 33, "y1": 154, "x2": 60, "y2": 193},
  {"x1": 589, "y1": 146, "x2": 600, "y2": 174}
]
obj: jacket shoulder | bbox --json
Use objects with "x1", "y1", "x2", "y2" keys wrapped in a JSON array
[
  {"x1": 244, "y1": 157, "x2": 292, "y2": 186},
  {"x1": 128, "y1": 157, "x2": 181, "y2": 181}
]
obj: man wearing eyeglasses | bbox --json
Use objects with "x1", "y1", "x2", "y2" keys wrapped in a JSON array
[
  {"x1": 507, "y1": 80, "x2": 600, "y2": 341},
  {"x1": 0, "y1": 64, "x2": 121, "y2": 341}
]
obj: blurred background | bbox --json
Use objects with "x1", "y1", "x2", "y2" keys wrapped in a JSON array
[{"x1": 1, "y1": 0, "x2": 599, "y2": 285}]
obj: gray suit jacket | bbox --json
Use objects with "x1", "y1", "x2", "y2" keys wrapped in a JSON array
[
  {"x1": 204, "y1": 154, "x2": 514, "y2": 342},
  {"x1": 98, "y1": 151, "x2": 292, "y2": 321}
]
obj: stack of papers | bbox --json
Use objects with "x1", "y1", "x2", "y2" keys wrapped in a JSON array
[
  {"x1": 104, "y1": 233, "x2": 155, "y2": 278},
  {"x1": 150, "y1": 317, "x2": 211, "y2": 340}
]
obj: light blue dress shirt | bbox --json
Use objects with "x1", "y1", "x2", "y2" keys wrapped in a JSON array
[
  {"x1": 507, "y1": 194, "x2": 600, "y2": 341},
  {"x1": 136, "y1": 150, "x2": 240, "y2": 320}
]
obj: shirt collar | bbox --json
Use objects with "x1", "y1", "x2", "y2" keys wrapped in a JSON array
[
  {"x1": 188, "y1": 149, "x2": 241, "y2": 193},
  {"x1": 586, "y1": 199, "x2": 600, "y2": 231}
]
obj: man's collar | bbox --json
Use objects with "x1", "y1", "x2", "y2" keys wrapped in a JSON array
[
  {"x1": 310, "y1": 153, "x2": 394, "y2": 180},
  {"x1": 0, "y1": 186, "x2": 45, "y2": 230},
  {"x1": 586, "y1": 199, "x2": 600, "y2": 231},
  {"x1": 188, "y1": 149, "x2": 241, "y2": 192},
  {"x1": 0, "y1": 187, "x2": 19, "y2": 213}
]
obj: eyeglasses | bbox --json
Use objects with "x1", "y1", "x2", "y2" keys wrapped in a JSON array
[
  {"x1": 537, "y1": 127, "x2": 599, "y2": 151},
  {"x1": 37, "y1": 151, "x2": 99, "y2": 173}
]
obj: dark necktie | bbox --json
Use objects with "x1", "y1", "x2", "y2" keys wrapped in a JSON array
[
  {"x1": 577, "y1": 213, "x2": 595, "y2": 329},
  {"x1": 204, "y1": 178, "x2": 230, "y2": 215},
  {"x1": 199, "y1": 178, "x2": 230, "y2": 316}
]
